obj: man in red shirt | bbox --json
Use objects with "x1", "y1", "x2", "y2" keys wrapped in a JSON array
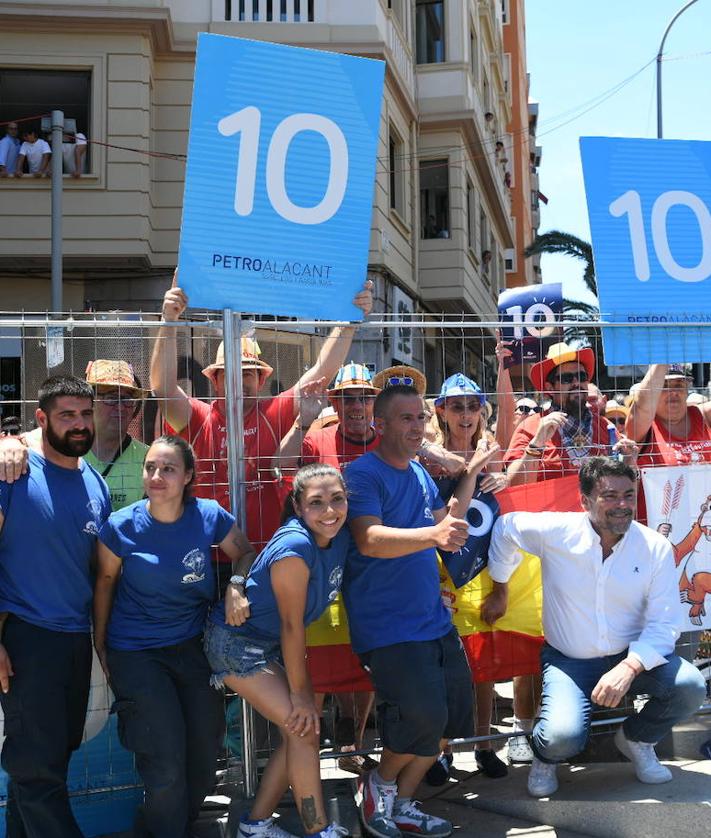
[
  {"x1": 505, "y1": 342, "x2": 618, "y2": 485},
  {"x1": 626, "y1": 364, "x2": 711, "y2": 468},
  {"x1": 150, "y1": 277, "x2": 373, "y2": 566}
]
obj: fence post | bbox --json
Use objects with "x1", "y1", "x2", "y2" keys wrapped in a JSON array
[
  {"x1": 223, "y1": 309, "x2": 259, "y2": 798},
  {"x1": 50, "y1": 110, "x2": 64, "y2": 313}
]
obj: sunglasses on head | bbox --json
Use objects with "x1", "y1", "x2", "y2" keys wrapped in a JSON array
[
  {"x1": 515, "y1": 404, "x2": 541, "y2": 415},
  {"x1": 387, "y1": 375, "x2": 413, "y2": 386},
  {"x1": 552, "y1": 370, "x2": 589, "y2": 385}
]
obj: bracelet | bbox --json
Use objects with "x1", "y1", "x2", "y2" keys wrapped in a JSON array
[
  {"x1": 524, "y1": 445, "x2": 544, "y2": 458},
  {"x1": 620, "y1": 659, "x2": 641, "y2": 676}
]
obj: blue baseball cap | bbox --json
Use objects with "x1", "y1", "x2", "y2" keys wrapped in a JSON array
[{"x1": 434, "y1": 373, "x2": 487, "y2": 407}]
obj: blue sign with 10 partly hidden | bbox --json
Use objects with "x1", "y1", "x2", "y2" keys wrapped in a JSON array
[
  {"x1": 581, "y1": 136, "x2": 711, "y2": 365},
  {"x1": 178, "y1": 34, "x2": 385, "y2": 320}
]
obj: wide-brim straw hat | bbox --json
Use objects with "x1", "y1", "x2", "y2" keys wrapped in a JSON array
[
  {"x1": 202, "y1": 337, "x2": 274, "y2": 383},
  {"x1": 530, "y1": 342, "x2": 595, "y2": 393},
  {"x1": 85, "y1": 359, "x2": 149, "y2": 398},
  {"x1": 327, "y1": 362, "x2": 380, "y2": 397},
  {"x1": 372, "y1": 365, "x2": 427, "y2": 396}
]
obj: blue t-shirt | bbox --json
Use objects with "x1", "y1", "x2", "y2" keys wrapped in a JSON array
[
  {"x1": 99, "y1": 497, "x2": 234, "y2": 651},
  {"x1": 210, "y1": 517, "x2": 351, "y2": 641},
  {"x1": 0, "y1": 450, "x2": 111, "y2": 633},
  {"x1": 342, "y1": 452, "x2": 451, "y2": 654}
]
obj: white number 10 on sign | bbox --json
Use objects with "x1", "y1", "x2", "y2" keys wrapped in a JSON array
[
  {"x1": 218, "y1": 106, "x2": 350, "y2": 226},
  {"x1": 609, "y1": 189, "x2": 711, "y2": 283}
]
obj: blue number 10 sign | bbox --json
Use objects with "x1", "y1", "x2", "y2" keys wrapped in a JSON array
[
  {"x1": 178, "y1": 34, "x2": 384, "y2": 320},
  {"x1": 580, "y1": 136, "x2": 711, "y2": 365}
]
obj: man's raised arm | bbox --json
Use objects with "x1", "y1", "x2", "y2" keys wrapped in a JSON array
[{"x1": 150, "y1": 273, "x2": 192, "y2": 433}]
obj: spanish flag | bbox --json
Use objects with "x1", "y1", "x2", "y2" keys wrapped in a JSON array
[{"x1": 446, "y1": 475, "x2": 583, "y2": 682}]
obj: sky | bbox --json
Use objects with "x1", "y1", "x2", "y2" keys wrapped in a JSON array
[{"x1": 525, "y1": 0, "x2": 711, "y2": 306}]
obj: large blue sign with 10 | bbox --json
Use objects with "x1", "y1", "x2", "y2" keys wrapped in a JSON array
[
  {"x1": 580, "y1": 136, "x2": 711, "y2": 365},
  {"x1": 178, "y1": 34, "x2": 385, "y2": 320}
]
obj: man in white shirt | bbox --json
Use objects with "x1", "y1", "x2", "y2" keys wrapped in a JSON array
[
  {"x1": 0, "y1": 123, "x2": 20, "y2": 177},
  {"x1": 485, "y1": 457, "x2": 705, "y2": 798},
  {"x1": 14, "y1": 129, "x2": 51, "y2": 177}
]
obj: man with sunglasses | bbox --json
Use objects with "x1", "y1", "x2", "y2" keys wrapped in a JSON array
[
  {"x1": 0, "y1": 360, "x2": 148, "y2": 512},
  {"x1": 505, "y1": 343, "x2": 635, "y2": 485}
]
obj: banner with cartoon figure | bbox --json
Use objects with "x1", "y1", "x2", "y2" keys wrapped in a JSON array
[{"x1": 641, "y1": 464, "x2": 711, "y2": 630}]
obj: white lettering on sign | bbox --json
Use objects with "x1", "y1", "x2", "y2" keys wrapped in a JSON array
[
  {"x1": 218, "y1": 107, "x2": 349, "y2": 226},
  {"x1": 609, "y1": 189, "x2": 711, "y2": 283},
  {"x1": 505, "y1": 303, "x2": 556, "y2": 340}
]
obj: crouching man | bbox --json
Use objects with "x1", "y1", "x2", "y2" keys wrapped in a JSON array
[{"x1": 484, "y1": 457, "x2": 705, "y2": 797}]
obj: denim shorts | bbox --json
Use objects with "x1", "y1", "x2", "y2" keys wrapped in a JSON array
[{"x1": 203, "y1": 620, "x2": 282, "y2": 689}]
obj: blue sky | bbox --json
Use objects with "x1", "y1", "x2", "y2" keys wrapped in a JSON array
[{"x1": 526, "y1": 0, "x2": 711, "y2": 305}]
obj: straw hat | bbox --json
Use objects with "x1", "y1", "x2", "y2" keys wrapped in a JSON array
[
  {"x1": 530, "y1": 342, "x2": 595, "y2": 393},
  {"x1": 202, "y1": 337, "x2": 274, "y2": 383},
  {"x1": 605, "y1": 400, "x2": 629, "y2": 420},
  {"x1": 327, "y1": 362, "x2": 380, "y2": 397},
  {"x1": 85, "y1": 360, "x2": 148, "y2": 397},
  {"x1": 372, "y1": 365, "x2": 427, "y2": 396}
]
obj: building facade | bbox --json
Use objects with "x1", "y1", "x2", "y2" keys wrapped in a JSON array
[{"x1": 0, "y1": 0, "x2": 535, "y2": 392}]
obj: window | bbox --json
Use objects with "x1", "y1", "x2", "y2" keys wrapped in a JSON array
[
  {"x1": 389, "y1": 127, "x2": 406, "y2": 218},
  {"x1": 420, "y1": 159, "x2": 449, "y2": 239},
  {"x1": 388, "y1": 0, "x2": 405, "y2": 30},
  {"x1": 501, "y1": 0, "x2": 510, "y2": 24},
  {"x1": 415, "y1": 0, "x2": 445, "y2": 64},
  {"x1": 470, "y1": 27, "x2": 479, "y2": 86},
  {"x1": 0, "y1": 68, "x2": 91, "y2": 171},
  {"x1": 479, "y1": 206, "x2": 488, "y2": 257},
  {"x1": 466, "y1": 182, "x2": 476, "y2": 250},
  {"x1": 505, "y1": 247, "x2": 516, "y2": 272}
]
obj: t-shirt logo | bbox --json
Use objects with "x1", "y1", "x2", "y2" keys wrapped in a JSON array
[
  {"x1": 181, "y1": 549, "x2": 206, "y2": 584},
  {"x1": 328, "y1": 565, "x2": 344, "y2": 601},
  {"x1": 82, "y1": 498, "x2": 104, "y2": 536}
]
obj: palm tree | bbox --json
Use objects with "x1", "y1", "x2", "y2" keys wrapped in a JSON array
[{"x1": 524, "y1": 230, "x2": 599, "y2": 321}]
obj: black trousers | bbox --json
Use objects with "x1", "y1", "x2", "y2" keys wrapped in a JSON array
[
  {"x1": 107, "y1": 634, "x2": 224, "y2": 838},
  {"x1": 1, "y1": 616, "x2": 91, "y2": 838}
]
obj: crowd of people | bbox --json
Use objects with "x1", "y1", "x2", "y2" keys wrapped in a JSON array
[
  {"x1": 0, "y1": 121, "x2": 88, "y2": 178},
  {"x1": 0, "y1": 275, "x2": 707, "y2": 838}
]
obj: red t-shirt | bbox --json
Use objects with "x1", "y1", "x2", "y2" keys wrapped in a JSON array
[
  {"x1": 637, "y1": 406, "x2": 711, "y2": 468},
  {"x1": 174, "y1": 391, "x2": 297, "y2": 550},
  {"x1": 301, "y1": 424, "x2": 380, "y2": 469},
  {"x1": 504, "y1": 411, "x2": 612, "y2": 481}
]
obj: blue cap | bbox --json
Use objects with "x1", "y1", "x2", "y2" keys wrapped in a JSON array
[{"x1": 434, "y1": 373, "x2": 486, "y2": 407}]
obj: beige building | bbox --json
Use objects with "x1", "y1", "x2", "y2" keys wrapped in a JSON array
[{"x1": 0, "y1": 0, "x2": 518, "y2": 388}]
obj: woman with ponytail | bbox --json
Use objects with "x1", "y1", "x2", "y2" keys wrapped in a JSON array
[{"x1": 205, "y1": 463, "x2": 351, "y2": 838}]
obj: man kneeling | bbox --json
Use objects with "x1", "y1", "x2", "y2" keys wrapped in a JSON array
[{"x1": 485, "y1": 457, "x2": 705, "y2": 797}]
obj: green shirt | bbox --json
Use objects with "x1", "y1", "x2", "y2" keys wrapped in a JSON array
[{"x1": 84, "y1": 436, "x2": 148, "y2": 511}]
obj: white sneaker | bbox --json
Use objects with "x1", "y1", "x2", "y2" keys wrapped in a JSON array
[
  {"x1": 614, "y1": 727, "x2": 672, "y2": 784},
  {"x1": 237, "y1": 815, "x2": 298, "y2": 838},
  {"x1": 507, "y1": 733, "x2": 534, "y2": 764},
  {"x1": 317, "y1": 825, "x2": 350, "y2": 838},
  {"x1": 527, "y1": 757, "x2": 558, "y2": 797}
]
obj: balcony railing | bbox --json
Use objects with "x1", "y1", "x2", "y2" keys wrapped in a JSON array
[{"x1": 224, "y1": 0, "x2": 318, "y2": 22}]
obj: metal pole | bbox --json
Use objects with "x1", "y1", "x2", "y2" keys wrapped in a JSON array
[
  {"x1": 656, "y1": 0, "x2": 699, "y2": 139},
  {"x1": 222, "y1": 309, "x2": 258, "y2": 798},
  {"x1": 50, "y1": 110, "x2": 64, "y2": 313}
]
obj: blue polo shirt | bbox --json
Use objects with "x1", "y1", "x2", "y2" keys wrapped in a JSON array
[
  {"x1": 99, "y1": 497, "x2": 234, "y2": 651},
  {"x1": 0, "y1": 450, "x2": 111, "y2": 633},
  {"x1": 342, "y1": 452, "x2": 451, "y2": 654},
  {"x1": 209, "y1": 517, "x2": 351, "y2": 640}
]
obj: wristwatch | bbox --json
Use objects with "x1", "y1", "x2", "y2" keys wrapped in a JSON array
[{"x1": 229, "y1": 574, "x2": 246, "y2": 587}]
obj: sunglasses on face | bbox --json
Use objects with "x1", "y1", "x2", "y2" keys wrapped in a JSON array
[
  {"x1": 95, "y1": 390, "x2": 137, "y2": 404},
  {"x1": 611, "y1": 416, "x2": 627, "y2": 427},
  {"x1": 341, "y1": 393, "x2": 376, "y2": 403},
  {"x1": 515, "y1": 404, "x2": 541, "y2": 415},
  {"x1": 387, "y1": 375, "x2": 413, "y2": 386},
  {"x1": 445, "y1": 401, "x2": 482, "y2": 414},
  {"x1": 552, "y1": 370, "x2": 589, "y2": 385}
]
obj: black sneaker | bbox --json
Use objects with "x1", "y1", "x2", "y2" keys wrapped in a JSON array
[
  {"x1": 425, "y1": 752, "x2": 453, "y2": 786},
  {"x1": 475, "y1": 748, "x2": 508, "y2": 778}
]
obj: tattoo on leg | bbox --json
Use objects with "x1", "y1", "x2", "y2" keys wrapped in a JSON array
[{"x1": 300, "y1": 796, "x2": 319, "y2": 832}]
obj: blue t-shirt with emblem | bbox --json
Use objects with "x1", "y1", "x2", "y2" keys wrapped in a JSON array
[
  {"x1": 0, "y1": 449, "x2": 111, "y2": 633},
  {"x1": 99, "y1": 497, "x2": 234, "y2": 651},
  {"x1": 342, "y1": 452, "x2": 451, "y2": 654},
  {"x1": 210, "y1": 517, "x2": 351, "y2": 641}
]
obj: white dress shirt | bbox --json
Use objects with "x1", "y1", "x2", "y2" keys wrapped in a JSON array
[{"x1": 488, "y1": 512, "x2": 681, "y2": 670}]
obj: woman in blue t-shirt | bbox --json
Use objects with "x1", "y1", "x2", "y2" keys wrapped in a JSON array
[
  {"x1": 94, "y1": 435, "x2": 256, "y2": 838},
  {"x1": 205, "y1": 463, "x2": 351, "y2": 838}
]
